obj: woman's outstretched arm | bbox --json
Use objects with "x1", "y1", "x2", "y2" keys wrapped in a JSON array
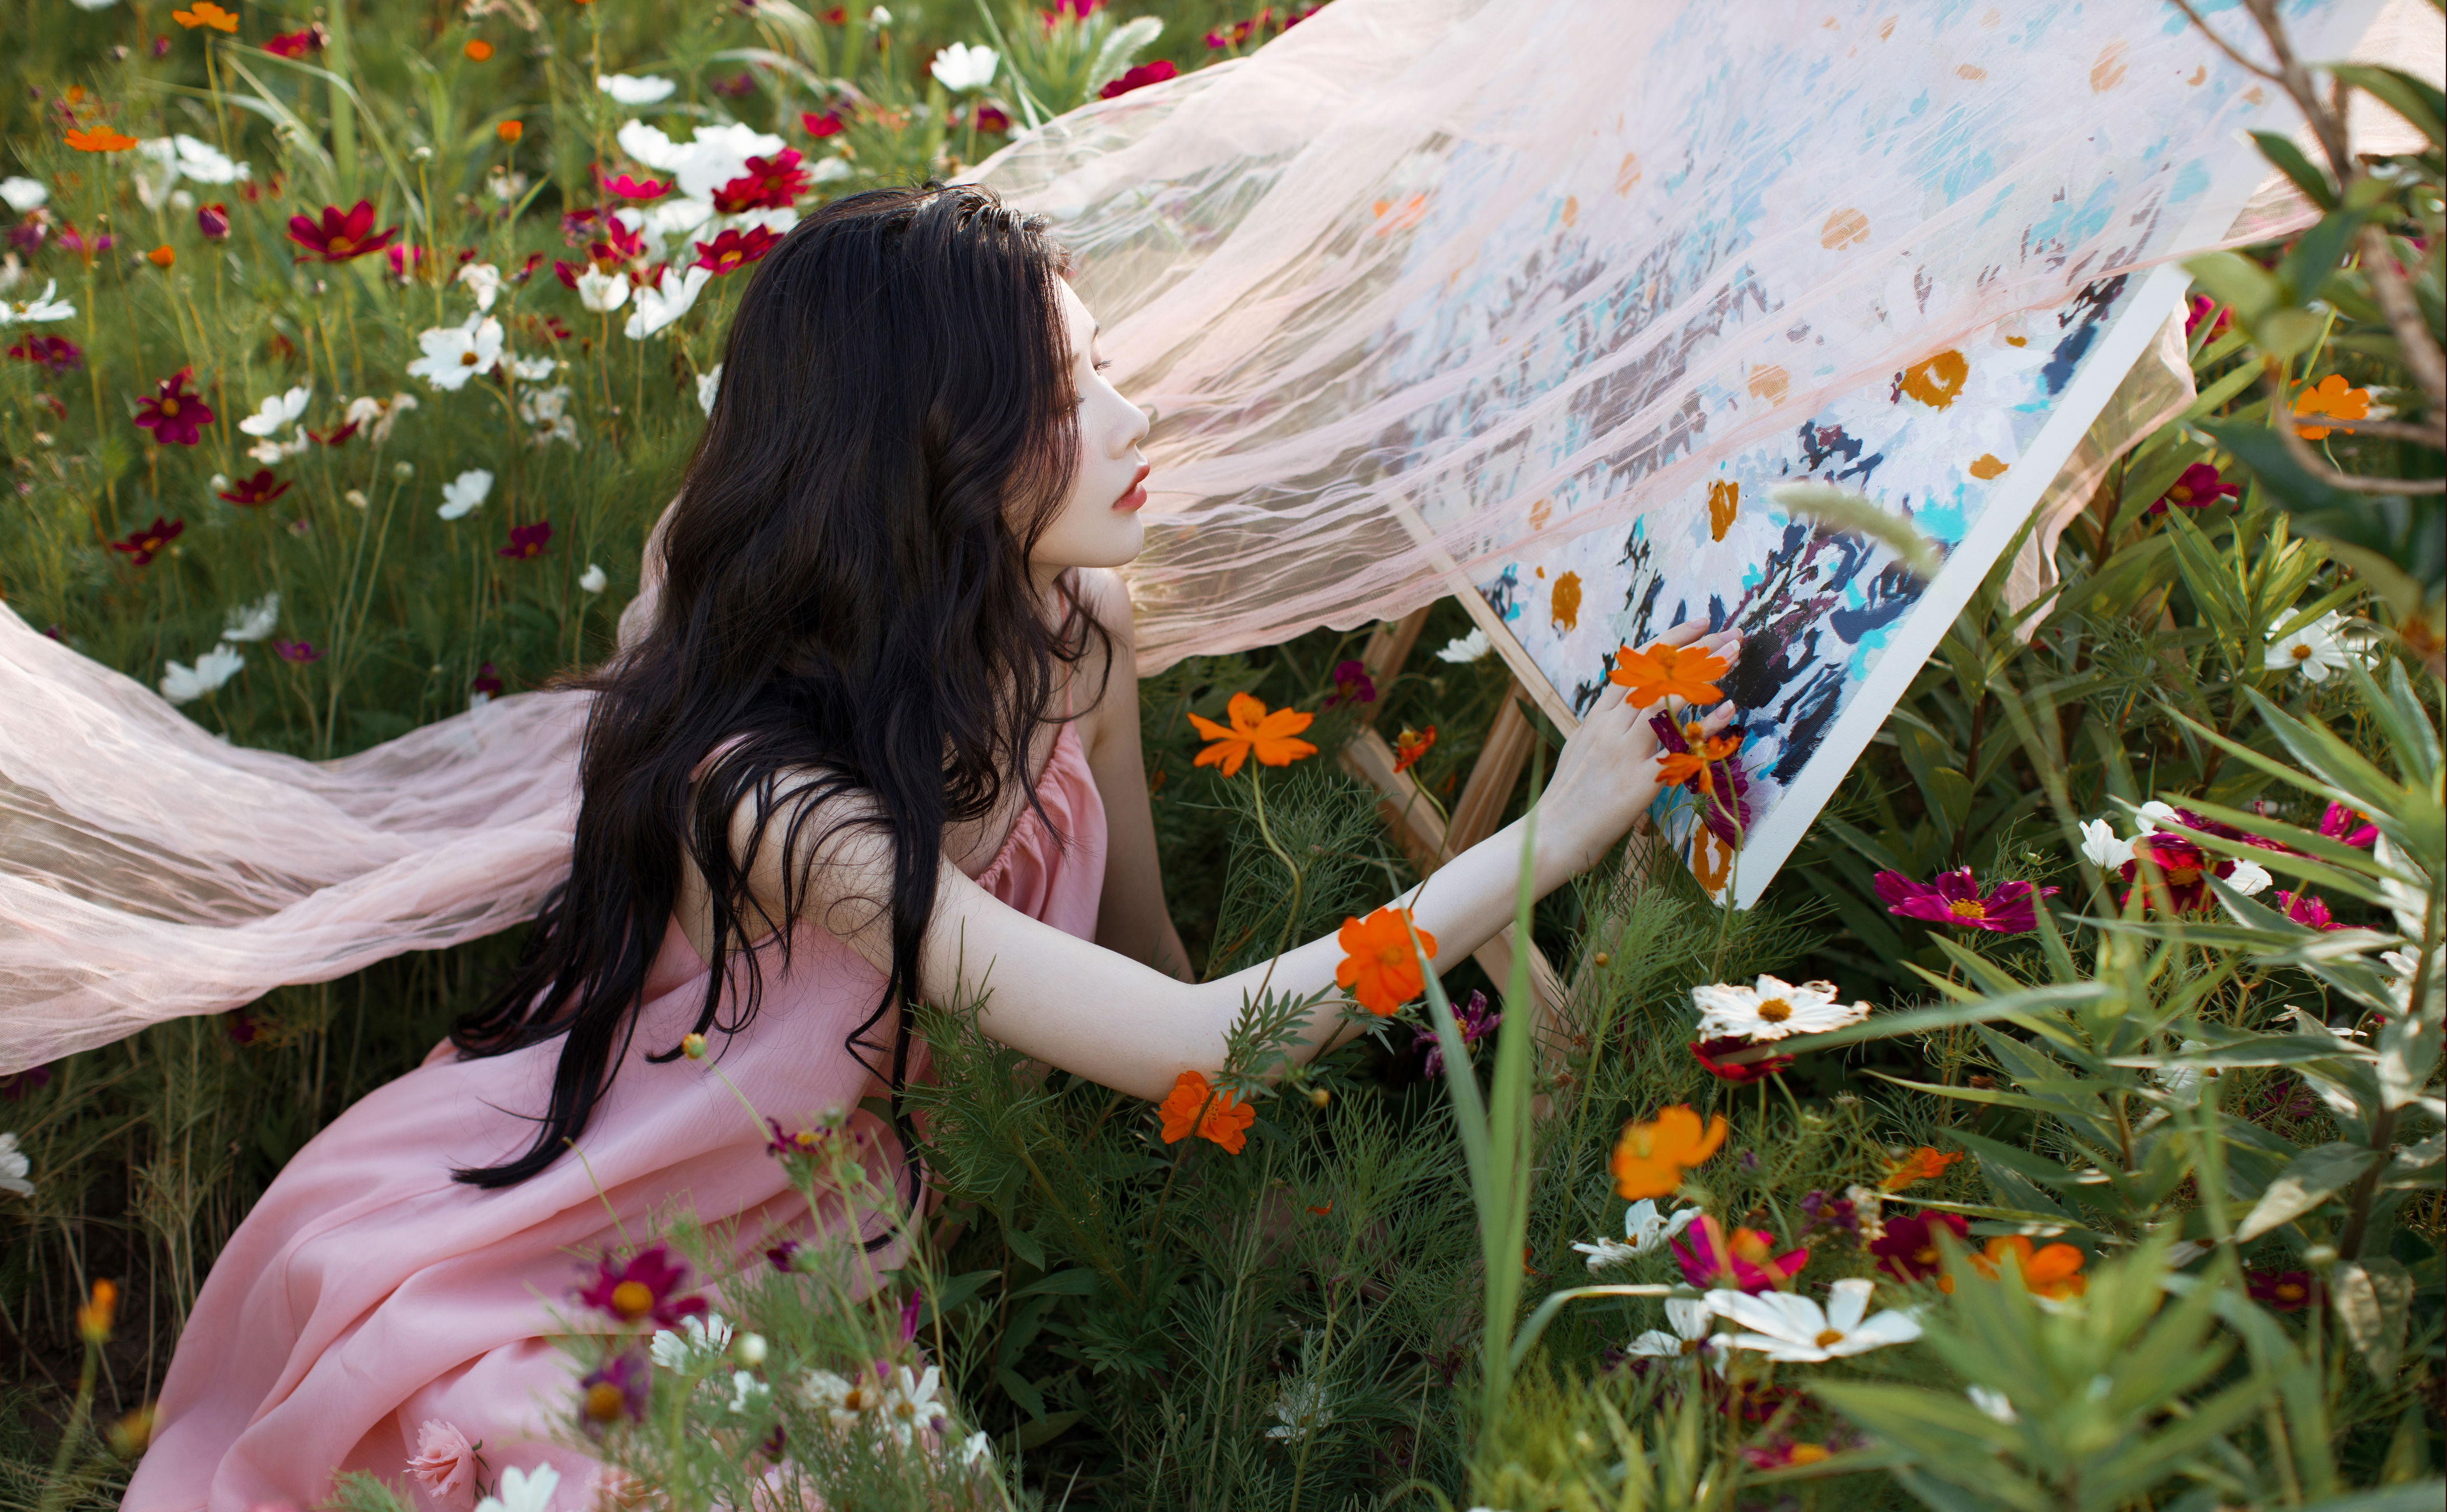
[{"x1": 906, "y1": 618, "x2": 1739, "y2": 1102}]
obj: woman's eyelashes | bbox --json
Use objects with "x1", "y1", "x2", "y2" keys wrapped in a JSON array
[{"x1": 1073, "y1": 357, "x2": 1113, "y2": 407}]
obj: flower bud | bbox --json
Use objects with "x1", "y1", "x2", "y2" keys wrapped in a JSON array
[
  {"x1": 76, "y1": 1279, "x2": 118, "y2": 1344},
  {"x1": 1307, "y1": 1086, "x2": 1330, "y2": 1109},
  {"x1": 733, "y1": 1331, "x2": 768, "y2": 1367},
  {"x1": 197, "y1": 203, "x2": 230, "y2": 240},
  {"x1": 681, "y1": 1032, "x2": 707, "y2": 1060},
  {"x1": 394, "y1": 461, "x2": 415, "y2": 479}
]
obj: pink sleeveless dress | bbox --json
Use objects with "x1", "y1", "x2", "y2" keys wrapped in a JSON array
[{"x1": 124, "y1": 723, "x2": 1106, "y2": 1512}]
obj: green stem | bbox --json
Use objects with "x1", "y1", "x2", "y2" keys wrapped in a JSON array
[{"x1": 1247, "y1": 763, "x2": 1304, "y2": 1004}]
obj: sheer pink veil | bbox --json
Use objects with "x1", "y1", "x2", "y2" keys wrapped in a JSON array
[{"x1": 2, "y1": 0, "x2": 2430, "y2": 1072}]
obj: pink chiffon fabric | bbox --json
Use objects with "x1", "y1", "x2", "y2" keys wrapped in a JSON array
[{"x1": 118, "y1": 721, "x2": 1106, "y2": 1512}]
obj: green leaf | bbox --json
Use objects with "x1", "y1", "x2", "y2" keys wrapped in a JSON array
[
  {"x1": 2250, "y1": 129, "x2": 2340, "y2": 209},
  {"x1": 2235, "y1": 1141, "x2": 2383, "y2": 1240},
  {"x1": 2184, "y1": 250, "x2": 2283, "y2": 320},
  {"x1": 1795, "y1": 983, "x2": 2109, "y2": 1051},
  {"x1": 2331, "y1": 63, "x2": 2446, "y2": 148},
  {"x1": 2296, "y1": 1485, "x2": 2447, "y2": 1512},
  {"x1": 2331, "y1": 1258, "x2": 2413, "y2": 1379}
]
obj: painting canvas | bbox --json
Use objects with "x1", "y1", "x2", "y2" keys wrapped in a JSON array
[{"x1": 975, "y1": 0, "x2": 2392, "y2": 904}]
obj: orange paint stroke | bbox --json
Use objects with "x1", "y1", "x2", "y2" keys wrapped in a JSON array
[
  {"x1": 1969, "y1": 454, "x2": 2008, "y2": 479},
  {"x1": 1956, "y1": 63, "x2": 1987, "y2": 80},
  {"x1": 2090, "y1": 41, "x2": 2128, "y2": 92},
  {"x1": 1551, "y1": 571, "x2": 1582, "y2": 631},
  {"x1": 1747, "y1": 364, "x2": 1791, "y2": 405},
  {"x1": 1615, "y1": 152, "x2": 1642, "y2": 195},
  {"x1": 1820, "y1": 207, "x2": 1869, "y2": 249},
  {"x1": 1897, "y1": 349, "x2": 1968, "y2": 409},
  {"x1": 1707, "y1": 480, "x2": 1740, "y2": 541},
  {"x1": 1560, "y1": 195, "x2": 1579, "y2": 228}
]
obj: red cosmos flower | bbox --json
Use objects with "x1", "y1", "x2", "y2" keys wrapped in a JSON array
[
  {"x1": 2149, "y1": 463, "x2": 2240, "y2": 516},
  {"x1": 597, "y1": 169, "x2": 670, "y2": 202},
  {"x1": 960, "y1": 104, "x2": 1011, "y2": 133},
  {"x1": 2118, "y1": 833, "x2": 2238, "y2": 914},
  {"x1": 134, "y1": 367, "x2": 214, "y2": 446},
  {"x1": 800, "y1": 109, "x2": 846, "y2": 138},
  {"x1": 576, "y1": 1244, "x2": 706, "y2": 1329},
  {"x1": 109, "y1": 515, "x2": 184, "y2": 566},
  {"x1": 1867, "y1": 1211, "x2": 1968, "y2": 1282},
  {"x1": 1689, "y1": 1035, "x2": 1792, "y2": 1084},
  {"x1": 8, "y1": 334, "x2": 83, "y2": 373},
  {"x1": 1042, "y1": 0, "x2": 1102, "y2": 25},
  {"x1": 309, "y1": 419, "x2": 359, "y2": 447},
  {"x1": 217, "y1": 469, "x2": 291, "y2": 506},
  {"x1": 1650, "y1": 711, "x2": 1751, "y2": 849},
  {"x1": 1671, "y1": 1214, "x2": 1807, "y2": 1294},
  {"x1": 2276, "y1": 891, "x2": 2350, "y2": 931},
  {"x1": 385, "y1": 244, "x2": 422, "y2": 281},
  {"x1": 265, "y1": 24, "x2": 328, "y2": 58},
  {"x1": 1098, "y1": 59, "x2": 1178, "y2": 99},
  {"x1": 2246, "y1": 1268, "x2": 2316, "y2": 1312},
  {"x1": 693, "y1": 226, "x2": 781, "y2": 276},
  {"x1": 1874, "y1": 867, "x2": 2058, "y2": 934},
  {"x1": 498, "y1": 521, "x2": 552, "y2": 559},
  {"x1": 713, "y1": 149, "x2": 810, "y2": 214},
  {"x1": 196, "y1": 202, "x2": 231, "y2": 239},
  {"x1": 2319, "y1": 802, "x2": 2378, "y2": 849},
  {"x1": 273, "y1": 638, "x2": 322, "y2": 663},
  {"x1": 286, "y1": 199, "x2": 402, "y2": 263},
  {"x1": 1392, "y1": 724, "x2": 1436, "y2": 773}
]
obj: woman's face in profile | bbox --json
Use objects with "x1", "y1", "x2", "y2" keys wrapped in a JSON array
[{"x1": 1029, "y1": 277, "x2": 1152, "y2": 573}]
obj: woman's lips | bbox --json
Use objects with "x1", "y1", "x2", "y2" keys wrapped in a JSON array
[{"x1": 1113, "y1": 465, "x2": 1151, "y2": 511}]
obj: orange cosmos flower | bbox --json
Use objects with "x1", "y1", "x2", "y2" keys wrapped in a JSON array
[
  {"x1": 1158, "y1": 1070, "x2": 1254, "y2": 1154},
  {"x1": 146, "y1": 244, "x2": 175, "y2": 268},
  {"x1": 76, "y1": 1279, "x2": 118, "y2": 1343},
  {"x1": 1609, "y1": 641, "x2": 1728, "y2": 708},
  {"x1": 1392, "y1": 724, "x2": 1436, "y2": 774},
  {"x1": 1878, "y1": 1145, "x2": 1963, "y2": 1191},
  {"x1": 173, "y1": 2, "x2": 241, "y2": 31},
  {"x1": 66, "y1": 125, "x2": 141, "y2": 153},
  {"x1": 1942, "y1": 1234, "x2": 2086, "y2": 1299},
  {"x1": 464, "y1": 39, "x2": 495, "y2": 60},
  {"x1": 1335, "y1": 906, "x2": 1439, "y2": 1015},
  {"x1": 2291, "y1": 373, "x2": 2369, "y2": 441},
  {"x1": 1610, "y1": 1104, "x2": 1727, "y2": 1200},
  {"x1": 497, "y1": 120, "x2": 524, "y2": 143},
  {"x1": 1187, "y1": 691, "x2": 1317, "y2": 778}
]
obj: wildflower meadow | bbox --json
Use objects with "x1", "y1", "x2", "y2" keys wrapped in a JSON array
[{"x1": 1, "y1": 2, "x2": 2442, "y2": 1511}]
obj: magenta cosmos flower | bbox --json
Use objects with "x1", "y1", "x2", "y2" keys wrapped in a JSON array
[
  {"x1": 2276, "y1": 891, "x2": 2349, "y2": 931},
  {"x1": 693, "y1": 225, "x2": 781, "y2": 276},
  {"x1": 1671, "y1": 1215, "x2": 1807, "y2": 1294},
  {"x1": 1874, "y1": 867, "x2": 2057, "y2": 934},
  {"x1": 2319, "y1": 802, "x2": 2377, "y2": 849},
  {"x1": 134, "y1": 367, "x2": 213, "y2": 446},
  {"x1": 286, "y1": 199, "x2": 402, "y2": 263},
  {"x1": 1689, "y1": 1036, "x2": 1792, "y2": 1084},
  {"x1": 109, "y1": 515, "x2": 184, "y2": 567},
  {"x1": 576, "y1": 1244, "x2": 706, "y2": 1329},
  {"x1": 2118, "y1": 832, "x2": 2266, "y2": 915},
  {"x1": 498, "y1": 521, "x2": 552, "y2": 560},
  {"x1": 2149, "y1": 463, "x2": 2240, "y2": 515},
  {"x1": 1868, "y1": 1211, "x2": 1968, "y2": 1282}
]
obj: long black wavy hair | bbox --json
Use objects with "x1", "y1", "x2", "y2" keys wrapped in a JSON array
[{"x1": 447, "y1": 184, "x2": 1106, "y2": 1197}]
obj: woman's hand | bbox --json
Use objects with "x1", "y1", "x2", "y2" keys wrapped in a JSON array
[{"x1": 1535, "y1": 618, "x2": 1742, "y2": 884}]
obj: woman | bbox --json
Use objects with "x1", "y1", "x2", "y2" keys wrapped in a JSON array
[{"x1": 122, "y1": 184, "x2": 1732, "y2": 1512}]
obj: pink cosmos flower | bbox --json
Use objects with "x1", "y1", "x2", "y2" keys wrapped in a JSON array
[
  {"x1": 576, "y1": 1243, "x2": 706, "y2": 1328},
  {"x1": 404, "y1": 1418, "x2": 479, "y2": 1503},
  {"x1": 134, "y1": 367, "x2": 213, "y2": 446},
  {"x1": 2319, "y1": 802, "x2": 2377, "y2": 849},
  {"x1": 1873, "y1": 867, "x2": 2057, "y2": 934},
  {"x1": 2148, "y1": 463, "x2": 2240, "y2": 515},
  {"x1": 8, "y1": 334, "x2": 82, "y2": 373},
  {"x1": 1325, "y1": 658, "x2": 1376, "y2": 708},
  {"x1": 273, "y1": 639, "x2": 322, "y2": 664},
  {"x1": 2277, "y1": 891, "x2": 2348, "y2": 931},
  {"x1": 287, "y1": 200, "x2": 401, "y2": 264},
  {"x1": 2184, "y1": 295, "x2": 2231, "y2": 339},
  {"x1": 711, "y1": 149, "x2": 809, "y2": 214},
  {"x1": 597, "y1": 170, "x2": 670, "y2": 201},
  {"x1": 265, "y1": 25, "x2": 328, "y2": 59},
  {"x1": 2118, "y1": 832, "x2": 2260, "y2": 914},
  {"x1": 1867, "y1": 1211, "x2": 1968, "y2": 1282},
  {"x1": 1671, "y1": 1214, "x2": 1807, "y2": 1294},
  {"x1": 801, "y1": 110, "x2": 846, "y2": 138}
]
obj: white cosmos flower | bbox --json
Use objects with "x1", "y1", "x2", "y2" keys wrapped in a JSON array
[
  {"x1": 930, "y1": 42, "x2": 999, "y2": 92},
  {"x1": 697, "y1": 363, "x2": 723, "y2": 415},
  {"x1": 519, "y1": 385, "x2": 571, "y2": 426},
  {"x1": 881, "y1": 1364, "x2": 950, "y2": 1446},
  {"x1": 507, "y1": 354, "x2": 558, "y2": 384},
  {"x1": 2224, "y1": 858, "x2": 2273, "y2": 897},
  {"x1": 1705, "y1": 1278, "x2": 1922, "y2": 1362},
  {"x1": 1690, "y1": 974, "x2": 1870, "y2": 1042},
  {"x1": 476, "y1": 1463, "x2": 557, "y2": 1512},
  {"x1": 2, "y1": 280, "x2": 76, "y2": 324},
  {"x1": 458, "y1": 261, "x2": 502, "y2": 312},
  {"x1": 2264, "y1": 612, "x2": 2364, "y2": 682},
  {"x1": 959, "y1": 1430, "x2": 995, "y2": 1468},
  {"x1": 727, "y1": 1370, "x2": 774, "y2": 1415},
  {"x1": 343, "y1": 392, "x2": 418, "y2": 444},
  {"x1": 161, "y1": 643, "x2": 245, "y2": 705},
  {"x1": 647, "y1": 1311, "x2": 733, "y2": 1371},
  {"x1": 869, "y1": 6, "x2": 893, "y2": 25},
  {"x1": 2077, "y1": 818, "x2": 2133, "y2": 870},
  {"x1": 246, "y1": 433, "x2": 311, "y2": 465},
  {"x1": 577, "y1": 267, "x2": 631, "y2": 314},
  {"x1": 579, "y1": 563, "x2": 608, "y2": 594},
  {"x1": 1573, "y1": 1198, "x2": 1698, "y2": 1272},
  {"x1": 1262, "y1": 1379, "x2": 1331, "y2": 1443},
  {"x1": 1435, "y1": 627, "x2": 1493, "y2": 664},
  {"x1": 1626, "y1": 1296, "x2": 1717, "y2": 1359},
  {"x1": 222, "y1": 591, "x2": 279, "y2": 643},
  {"x1": 237, "y1": 383, "x2": 313, "y2": 437},
  {"x1": 596, "y1": 73, "x2": 679, "y2": 105},
  {"x1": 625, "y1": 264, "x2": 711, "y2": 340},
  {"x1": 809, "y1": 156, "x2": 854, "y2": 185},
  {"x1": 438, "y1": 469, "x2": 494, "y2": 521},
  {"x1": 801, "y1": 1365, "x2": 891, "y2": 1430},
  {"x1": 2133, "y1": 801, "x2": 2181, "y2": 834},
  {"x1": 69, "y1": 0, "x2": 119, "y2": 10},
  {"x1": 0, "y1": 1132, "x2": 32, "y2": 1198},
  {"x1": 1967, "y1": 1385, "x2": 2018, "y2": 1424},
  {"x1": 615, "y1": 119, "x2": 785, "y2": 202},
  {"x1": 405, "y1": 314, "x2": 506, "y2": 393},
  {"x1": 0, "y1": 176, "x2": 48, "y2": 212}
]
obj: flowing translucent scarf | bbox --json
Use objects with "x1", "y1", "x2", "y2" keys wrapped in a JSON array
[{"x1": 1, "y1": 0, "x2": 2427, "y2": 1070}]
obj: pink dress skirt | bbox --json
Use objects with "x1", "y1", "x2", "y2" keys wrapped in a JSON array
[{"x1": 123, "y1": 724, "x2": 1106, "y2": 1512}]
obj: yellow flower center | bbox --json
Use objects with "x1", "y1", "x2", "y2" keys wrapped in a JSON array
[
  {"x1": 459, "y1": 350, "x2": 480, "y2": 366},
  {"x1": 160, "y1": 398, "x2": 180, "y2": 416},
  {"x1": 1947, "y1": 899, "x2": 1985, "y2": 921},
  {"x1": 609, "y1": 1280, "x2": 654, "y2": 1318},
  {"x1": 1788, "y1": 1444, "x2": 1830, "y2": 1466},
  {"x1": 2277, "y1": 1282, "x2": 2305, "y2": 1301},
  {"x1": 2292, "y1": 643, "x2": 2312, "y2": 660},
  {"x1": 1756, "y1": 998, "x2": 1791, "y2": 1023},
  {"x1": 1915, "y1": 1245, "x2": 1937, "y2": 1265},
  {"x1": 583, "y1": 1382, "x2": 627, "y2": 1421},
  {"x1": 1814, "y1": 1327, "x2": 1845, "y2": 1348},
  {"x1": 843, "y1": 1384, "x2": 877, "y2": 1412},
  {"x1": 1681, "y1": 1337, "x2": 1703, "y2": 1354},
  {"x1": 2168, "y1": 484, "x2": 2192, "y2": 503},
  {"x1": 894, "y1": 1399, "x2": 919, "y2": 1420},
  {"x1": 2166, "y1": 866, "x2": 2201, "y2": 886}
]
